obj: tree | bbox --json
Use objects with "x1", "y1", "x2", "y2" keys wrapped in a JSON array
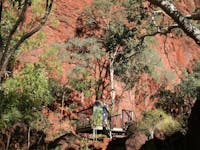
[
  {"x1": 62, "y1": 37, "x2": 106, "y2": 102},
  {"x1": 0, "y1": 63, "x2": 52, "y2": 126},
  {"x1": 0, "y1": 63, "x2": 52, "y2": 149},
  {"x1": 0, "y1": 0, "x2": 53, "y2": 80},
  {"x1": 64, "y1": 0, "x2": 154, "y2": 112},
  {"x1": 147, "y1": 0, "x2": 200, "y2": 44},
  {"x1": 155, "y1": 61, "x2": 200, "y2": 129},
  {"x1": 137, "y1": 109, "x2": 181, "y2": 139}
]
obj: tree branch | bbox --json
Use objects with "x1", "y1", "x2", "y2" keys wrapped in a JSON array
[
  {"x1": 124, "y1": 23, "x2": 179, "y2": 59},
  {"x1": 0, "y1": 0, "x2": 53, "y2": 79},
  {"x1": 0, "y1": 0, "x2": 3, "y2": 48},
  {"x1": 186, "y1": 12, "x2": 200, "y2": 20},
  {"x1": 148, "y1": 0, "x2": 200, "y2": 45},
  {"x1": 0, "y1": 0, "x2": 2, "y2": 22},
  {"x1": 4, "y1": 0, "x2": 29, "y2": 52},
  {"x1": 140, "y1": 24, "x2": 179, "y2": 40},
  {"x1": 12, "y1": 0, "x2": 53, "y2": 55}
]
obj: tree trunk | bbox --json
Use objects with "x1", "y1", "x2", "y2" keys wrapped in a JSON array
[
  {"x1": 0, "y1": 0, "x2": 53, "y2": 80},
  {"x1": 61, "y1": 88, "x2": 66, "y2": 118},
  {"x1": 0, "y1": 53, "x2": 10, "y2": 80},
  {"x1": 27, "y1": 126, "x2": 31, "y2": 149},
  {"x1": 6, "y1": 132, "x2": 11, "y2": 150},
  {"x1": 149, "y1": 0, "x2": 200, "y2": 45},
  {"x1": 81, "y1": 91, "x2": 84, "y2": 105},
  {"x1": 110, "y1": 59, "x2": 116, "y2": 112}
]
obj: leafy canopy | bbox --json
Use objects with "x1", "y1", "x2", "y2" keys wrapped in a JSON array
[
  {"x1": 137, "y1": 109, "x2": 182, "y2": 136},
  {"x1": 0, "y1": 63, "x2": 52, "y2": 128}
]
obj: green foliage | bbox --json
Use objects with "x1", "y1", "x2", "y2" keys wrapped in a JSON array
[
  {"x1": 64, "y1": 0, "x2": 187, "y2": 102},
  {"x1": 57, "y1": 37, "x2": 105, "y2": 98},
  {"x1": 19, "y1": 30, "x2": 46, "y2": 53},
  {"x1": 122, "y1": 0, "x2": 146, "y2": 23},
  {"x1": 1, "y1": 0, "x2": 44, "y2": 40},
  {"x1": 84, "y1": 0, "x2": 124, "y2": 26},
  {"x1": 31, "y1": 0, "x2": 45, "y2": 18},
  {"x1": 140, "y1": 38, "x2": 178, "y2": 82},
  {"x1": 48, "y1": 78, "x2": 64, "y2": 101},
  {"x1": 40, "y1": 47, "x2": 63, "y2": 77},
  {"x1": 1, "y1": 6, "x2": 17, "y2": 45},
  {"x1": 57, "y1": 37, "x2": 105, "y2": 70},
  {"x1": 137, "y1": 109, "x2": 182, "y2": 136},
  {"x1": 68, "y1": 68, "x2": 94, "y2": 97},
  {"x1": 49, "y1": 16, "x2": 60, "y2": 27},
  {"x1": 105, "y1": 24, "x2": 135, "y2": 53},
  {"x1": 1, "y1": 0, "x2": 48, "y2": 61},
  {"x1": 80, "y1": 138, "x2": 89, "y2": 150},
  {"x1": 115, "y1": 57, "x2": 146, "y2": 89},
  {"x1": 114, "y1": 37, "x2": 160, "y2": 89},
  {"x1": 93, "y1": 0, "x2": 113, "y2": 17},
  {"x1": 155, "y1": 115, "x2": 182, "y2": 136},
  {"x1": 30, "y1": 112, "x2": 49, "y2": 131},
  {"x1": 156, "y1": 61, "x2": 200, "y2": 122},
  {"x1": 0, "y1": 63, "x2": 52, "y2": 128},
  {"x1": 180, "y1": 60, "x2": 200, "y2": 95},
  {"x1": 64, "y1": 37, "x2": 105, "y2": 62},
  {"x1": 63, "y1": 0, "x2": 156, "y2": 96},
  {"x1": 9, "y1": 0, "x2": 27, "y2": 8},
  {"x1": 173, "y1": 28, "x2": 184, "y2": 37}
]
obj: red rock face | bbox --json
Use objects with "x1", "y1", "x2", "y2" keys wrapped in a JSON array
[
  {"x1": 45, "y1": 0, "x2": 93, "y2": 44},
  {"x1": 17, "y1": 0, "x2": 200, "y2": 114},
  {"x1": 116, "y1": 1, "x2": 200, "y2": 118},
  {"x1": 126, "y1": 132, "x2": 148, "y2": 150},
  {"x1": 13, "y1": 0, "x2": 200, "y2": 149}
]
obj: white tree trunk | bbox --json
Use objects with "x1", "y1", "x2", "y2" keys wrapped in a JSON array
[
  {"x1": 81, "y1": 91, "x2": 85, "y2": 105},
  {"x1": 110, "y1": 59, "x2": 116, "y2": 112},
  {"x1": 61, "y1": 89, "x2": 66, "y2": 118},
  {"x1": 27, "y1": 126, "x2": 31, "y2": 149},
  {"x1": 149, "y1": 0, "x2": 200, "y2": 44},
  {"x1": 6, "y1": 132, "x2": 11, "y2": 150}
]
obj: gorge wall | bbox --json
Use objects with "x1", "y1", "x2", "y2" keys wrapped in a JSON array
[
  {"x1": 16, "y1": 1, "x2": 200, "y2": 149},
  {"x1": 17, "y1": 0, "x2": 200, "y2": 116}
]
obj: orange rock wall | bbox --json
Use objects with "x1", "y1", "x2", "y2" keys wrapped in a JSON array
[{"x1": 18, "y1": 0, "x2": 200, "y2": 117}]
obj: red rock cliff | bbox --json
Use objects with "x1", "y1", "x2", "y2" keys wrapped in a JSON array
[{"x1": 18, "y1": 0, "x2": 200, "y2": 117}]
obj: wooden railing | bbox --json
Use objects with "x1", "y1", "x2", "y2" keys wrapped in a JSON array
[{"x1": 76, "y1": 107, "x2": 134, "y2": 134}]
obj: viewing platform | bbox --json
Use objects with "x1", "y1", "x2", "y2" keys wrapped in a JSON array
[{"x1": 75, "y1": 101, "x2": 134, "y2": 139}]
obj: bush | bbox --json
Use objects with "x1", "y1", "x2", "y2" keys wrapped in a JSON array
[
  {"x1": 137, "y1": 109, "x2": 182, "y2": 138},
  {"x1": 0, "y1": 63, "x2": 52, "y2": 128}
]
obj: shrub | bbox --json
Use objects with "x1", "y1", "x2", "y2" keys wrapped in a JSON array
[
  {"x1": 0, "y1": 63, "x2": 52, "y2": 128},
  {"x1": 137, "y1": 109, "x2": 182, "y2": 138}
]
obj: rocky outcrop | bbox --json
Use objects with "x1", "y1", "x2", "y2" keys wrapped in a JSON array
[
  {"x1": 126, "y1": 132, "x2": 147, "y2": 150},
  {"x1": 139, "y1": 89, "x2": 200, "y2": 150}
]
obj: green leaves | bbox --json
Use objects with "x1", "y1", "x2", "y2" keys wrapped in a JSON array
[
  {"x1": 122, "y1": 0, "x2": 146, "y2": 23},
  {"x1": 179, "y1": 61, "x2": 200, "y2": 97},
  {"x1": 137, "y1": 109, "x2": 182, "y2": 137},
  {"x1": 0, "y1": 63, "x2": 52, "y2": 128},
  {"x1": 65, "y1": 37, "x2": 105, "y2": 63},
  {"x1": 105, "y1": 24, "x2": 135, "y2": 52},
  {"x1": 68, "y1": 69, "x2": 94, "y2": 97}
]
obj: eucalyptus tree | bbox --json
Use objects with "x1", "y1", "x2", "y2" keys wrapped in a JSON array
[
  {"x1": 148, "y1": 0, "x2": 200, "y2": 45},
  {"x1": 64, "y1": 0, "x2": 200, "y2": 111},
  {"x1": 0, "y1": 0, "x2": 53, "y2": 80},
  {"x1": 65, "y1": 0, "x2": 153, "y2": 111}
]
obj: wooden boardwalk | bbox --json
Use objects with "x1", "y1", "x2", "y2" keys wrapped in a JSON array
[{"x1": 76, "y1": 103, "x2": 134, "y2": 139}]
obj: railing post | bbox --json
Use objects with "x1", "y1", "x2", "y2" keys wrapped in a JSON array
[
  {"x1": 93, "y1": 128, "x2": 97, "y2": 141},
  {"x1": 122, "y1": 110, "x2": 124, "y2": 129}
]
